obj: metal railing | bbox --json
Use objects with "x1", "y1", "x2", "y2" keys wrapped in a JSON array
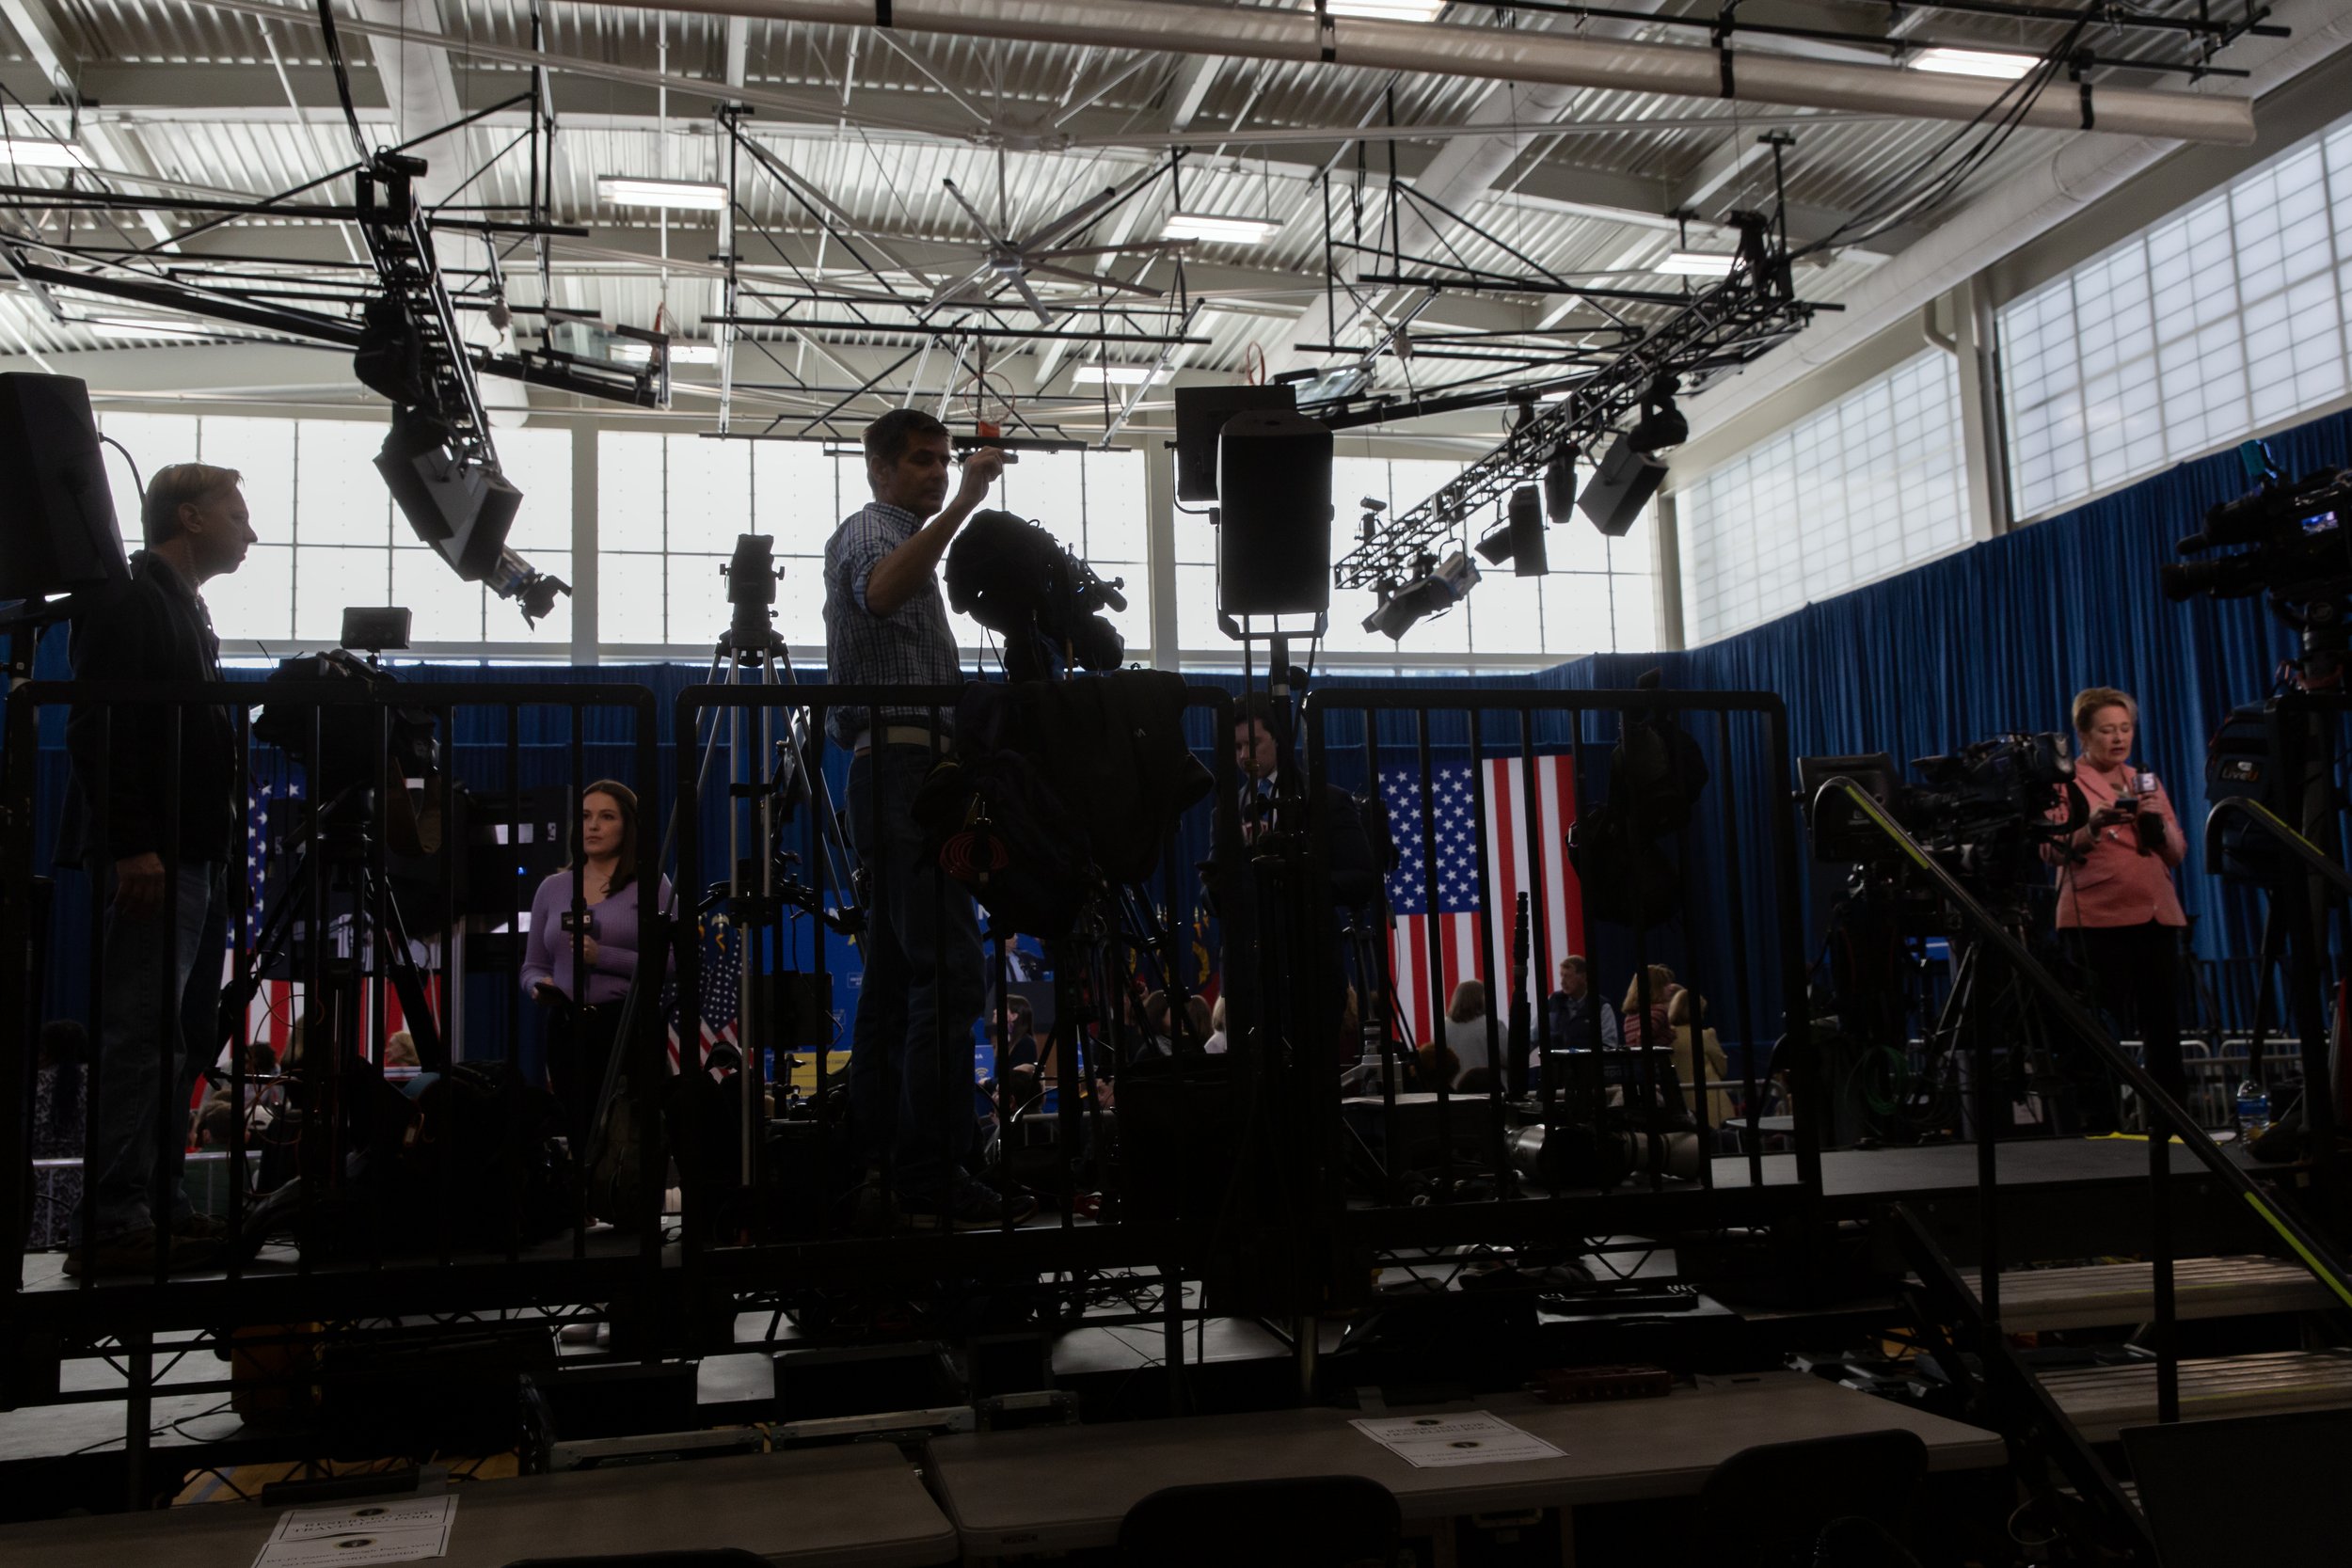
[{"x1": 1812, "y1": 779, "x2": 2352, "y2": 1425}]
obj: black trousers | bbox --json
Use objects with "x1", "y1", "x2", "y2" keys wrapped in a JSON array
[
  {"x1": 2070, "y1": 921, "x2": 2185, "y2": 1126},
  {"x1": 546, "y1": 1002, "x2": 623, "y2": 1150}
]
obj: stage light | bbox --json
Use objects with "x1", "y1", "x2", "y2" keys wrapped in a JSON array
[
  {"x1": 1361, "y1": 549, "x2": 1480, "y2": 641},
  {"x1": 1161, "y1": 213, "x2": 1282, "y2": 245},
  {"x1": 596, "y1": 176, "x2": 728, "y2": 212},
  {"x1": 1655, "y1": 250, "x2": 1737, "y2": 277},
  {"x1": 1475, "y1": 486, "x2": 1549, "y2": 578},
  {"x1": 1627, "y1": 374, "x2": 1688, "y2": 455},
  {"x1": 1073, "y1": 363, "x2": 1163, "y2": 386},
  {"x1": 1542, "y1": 447, "x2": 1577, "y2": 527},
  {"x1": 1326, "y1": 0, "x2": 1447, "y2": 17},
  {"x1": 0, "y1": 137, "x2": 86, "y2": 169},
  {"x1": 1910, "y1": 47, "x2": 2034, "y2": 79}
]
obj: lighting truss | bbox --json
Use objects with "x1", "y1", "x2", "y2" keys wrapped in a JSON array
[{"x1": 1329, "y1": 214, "x2": 1820, "y2": 592}]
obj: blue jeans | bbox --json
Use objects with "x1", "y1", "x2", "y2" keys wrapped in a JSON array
[
  {"x1": 846, "y1": 745, "x2": 983, "y2": 1197},
  {"x1": 83, "y1": 861, "x2": 230, "y2": 1242}
]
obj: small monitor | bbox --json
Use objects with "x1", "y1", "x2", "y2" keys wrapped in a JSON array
[{"x1": 1797, "y1": 753, "x2": 1899, "y2": 863}]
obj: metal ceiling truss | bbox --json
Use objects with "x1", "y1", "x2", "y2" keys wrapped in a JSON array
[{"x1": 1329, "y1": 213, "x2": 1819, "y2": 592}]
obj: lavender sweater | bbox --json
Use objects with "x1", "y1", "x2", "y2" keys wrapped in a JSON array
[{"x1": 519, "y1": 871, "x2": 674, "y2": 1006}]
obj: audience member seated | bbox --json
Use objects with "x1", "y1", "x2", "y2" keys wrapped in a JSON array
[
  {"x1": 1545, "y1": 956, "x2": 1620, "y2": 1049},
  {"x1": 1669, "y1": 990, "x2": 1732, "y2": 1127},
  {"x1": 1203, "y1": 996, "x2": 1229, "y2": 1055},
  {"x1": 1442, "y1": 979, "x2": 1492, "y2": 1088},
  {"x1": 1622, "y1": 964, "x2": 1677, "y2": 1047},
  {"x1": 1182, "y1": 994, "x2": 1212, "y2": 1052}
]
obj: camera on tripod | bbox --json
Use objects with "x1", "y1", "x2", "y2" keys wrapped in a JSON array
[
  {"x1": 1803, "y1": 734, "x2": 2086, "y2": 912},
  {"x1": 2160, "y1": 443, "x2": 2352, "y2": 604},
  {"x1": 944, "y1": 508, "x2": 1127, "y2": 682}
]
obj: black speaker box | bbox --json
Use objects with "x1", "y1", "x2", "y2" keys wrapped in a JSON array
[
  {"x1": 1577, "y1": 434, "x2": 1667, "y2": 538},
  {"x1": 1173, "y1": 382, "x2": 1294, "y2": 502},
  {"x1": 0, "y1": 372, "x2": 127, "y2": 599},
  {"x1": 1216, "y1": 407, "x2": 1333, "y2": 617}
]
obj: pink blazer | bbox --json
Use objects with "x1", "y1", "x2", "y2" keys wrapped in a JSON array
[{"x1": 2047, "y1": 763, "x2": 2187, "y2": 928}]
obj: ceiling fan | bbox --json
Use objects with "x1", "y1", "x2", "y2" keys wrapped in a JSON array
[{"x1": 924, "y1": 158, "x2": 1182, "y2": 323}]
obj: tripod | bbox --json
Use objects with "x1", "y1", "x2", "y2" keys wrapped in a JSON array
[
  {"x1": 218, "y1": 784, "x2": 444, "y2": 1192},
  {"x1": 1923, "y1": 911, "x2": 2086, "y2": 1140}
]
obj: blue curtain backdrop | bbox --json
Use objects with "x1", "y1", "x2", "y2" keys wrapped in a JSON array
[
  {"x1": 1534, "y1": 403, "x2": 2352, "y2": 1047},
  {"x1": 19, "y1": 400, "x2": 2346, "y2": 1069}
]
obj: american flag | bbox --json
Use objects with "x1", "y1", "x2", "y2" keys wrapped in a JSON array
[
  {"x1": 669, "y1": 915, "x2": 741, "y2": 1070},
  {"x1": 218, "y1": 766, "x2": 443, "y2": 1084},
  {"x1": 1380, "y1": 756, "x2": 1581, "y2": 1046}
]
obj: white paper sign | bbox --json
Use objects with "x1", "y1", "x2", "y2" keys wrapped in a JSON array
[
  {"x1": 1351, "y1": 1411, "x2": 1566, "y2": 1469},
  {"x1": 253, "y1": 1497, "x2": 454, "y2": 1568}
]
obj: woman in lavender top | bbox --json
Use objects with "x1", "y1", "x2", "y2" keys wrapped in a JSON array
[{"x1": 521, "y1": 780, "x2": 671, "y2": 1143}]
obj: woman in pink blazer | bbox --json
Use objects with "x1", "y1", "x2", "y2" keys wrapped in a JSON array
[{"x1": 2048, "y1": 686, "x2": 2186, "y2": 1131}]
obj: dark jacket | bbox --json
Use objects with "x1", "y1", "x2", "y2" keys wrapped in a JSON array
[{"x1": 57, "y1": 550, "x2": 239, "y2": 867}]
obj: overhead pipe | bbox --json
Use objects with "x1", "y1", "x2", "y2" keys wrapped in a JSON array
[
  {"x1": 1682, "y1": 0, "x2": 2352, "y2": 442},
  {"x1": 566, "y1": 0, "x2": 2257, "y2": 146}
]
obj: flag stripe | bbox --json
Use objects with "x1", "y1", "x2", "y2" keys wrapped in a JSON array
[{"x1": 1381, "y1": 756, "x2": 1579, "y2": 1047}]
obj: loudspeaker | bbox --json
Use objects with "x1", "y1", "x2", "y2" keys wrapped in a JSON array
[
  {"x1": 1577, "y1": 434, "x2": 1667, "y2": 538},
  {"x1": 1216, "y1": 407, "x2": 1332, "y2": 618},
  {"x1": 375, "y1": 411, "x2": 524, "y2": 583},
  {"x1": 1173, "y1": 382, "x2": 1293, "y2": 503},
  {"x1": 0, "y1": 372, "x2": 128, "y2": 600}
]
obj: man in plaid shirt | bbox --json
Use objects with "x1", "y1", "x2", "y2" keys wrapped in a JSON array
[{"x1": 824, "y1": 409, "x2": 1033, "y2": 1229}]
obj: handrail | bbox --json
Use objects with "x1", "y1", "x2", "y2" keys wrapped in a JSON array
[
  {"x1": 2204, "y1": 796, "x2": 2352, "y2": 899},
  {"x1": 1812, "y1": 778, "x2": 2352, "y2": 1312}
]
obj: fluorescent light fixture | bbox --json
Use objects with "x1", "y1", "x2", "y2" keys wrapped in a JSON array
[
  {"x1": 1910, "y1": 47, "x2": 2034, "y2": 79},
  {"x1": 1161, "y1": 212, "x2": 1283, "y2": 245},
  {"x1": 667, "y1": 341, "x2": 720, "y2": 365},
  {"x1": 86, "y1": 316, "x2": 224, "y2": 340},
  {"x1": 1655, "y1": 250, "x2": 1738, "y2": 277},
  {"x1": 0, "y1": 137, "x2": 84, "y2": 169},
  {"x1": 1326, "y1": 0, "x2": 1448, "y2": 18},
  {"x1": 596, "y1": 175, "x2": 728, "y2": 212},
  {"x1": 1073, "y1": 363, "x2": 1162, "y2": 386}
]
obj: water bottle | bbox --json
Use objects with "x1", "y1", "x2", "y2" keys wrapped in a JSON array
[{"x1": 2236, "y1": 1075, "x2": 2270, "y2": 1138}]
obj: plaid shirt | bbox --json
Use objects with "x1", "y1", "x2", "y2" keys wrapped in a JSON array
[{"x1": 823, "y1": 499, "x2": 966, "y2": 748}]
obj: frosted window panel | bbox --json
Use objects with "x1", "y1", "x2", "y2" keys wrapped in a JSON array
[
  {"x1": 1331, "y1": 455, "x2": 1393, "y2": 516},
  {"x1": 199, "y1": 419, "x2": 295, "y2": 547},
  {"x1": 1081, "y1": 450, "x2": 1147, "y2": 563},
  {"x1": 776, "y1": 555, "x2": 826, "y2": 647},
  {"x1": 289, "y1": 546, "x2": 389, "y2": 642},
  {"x1": 1174, "y1": 510, "x2": 1217, "y2": 567},
  {"x1": 1391, "y1": 459, "x2": 1468, "y2": 520},
  {"x1": 96, "y1": 412, "x2": 201, "y2": 551},
  {"x1": 394, "y1": 548, "x2": 486, "y2": 643},
  {"x1": 1546, "y1": 572, "x2": 1621, "y2": 657},
  {"x1": 1001, "y1": 450, "x2": 1085, "y2": 535},
  {"x1": 1610, "y1": 574, "x2": 1661, "y2": 654},
  {"x1": 295, "y1": 421, "x2": 393, "y2": 546},
  {"x1": 206, "y1": 543, "x2": 294, "y2": 643},
  {"x1": 754, "y1": 441, "x2": 841, "y2": 553},
  {"x1": 1324, "y1": 584, "x2": 1401, "y2": 656},
  {"x1": 666, "y1": 552, "x2": 734, "y2": 648},
  {"x1": 1175, "y1": 562, "x2": 1223, "y2": 650},
  {"x1": 602, "y1": 554, "x2": 667, "y2": 645},
  {"x1": 597, "y1": 433, "x2": 667, "y2": 552},
  {"x1": 1468, "y1": 572, "x2": 1545, "y2": 656},
  {"x1": 497, "y1": 426, "x2": 575, "y2": 551},
  {"x1": 666, "y1": 438, "x2": 753, "y2": 556}
]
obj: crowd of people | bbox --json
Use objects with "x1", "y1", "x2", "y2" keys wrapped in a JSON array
[{"x1": 40, "y1": 405, "x2": 2190, "y2": 1266}]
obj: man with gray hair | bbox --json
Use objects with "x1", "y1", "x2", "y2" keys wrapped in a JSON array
[{"x1": 57, "y1": 461, "x2": 256, "y2": 1273}]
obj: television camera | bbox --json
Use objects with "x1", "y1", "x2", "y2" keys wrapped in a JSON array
[
  {"x1": 2160, "y1": 450, "x2": 2352, "y2": 608},
  {"x1": 944, "y1": 509, "x2": 1127, "y2": 683}
]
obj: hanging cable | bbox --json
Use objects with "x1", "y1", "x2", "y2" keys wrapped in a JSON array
[{"x1": 315, "y1": 0, "x2": 375, "y2": 167}]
